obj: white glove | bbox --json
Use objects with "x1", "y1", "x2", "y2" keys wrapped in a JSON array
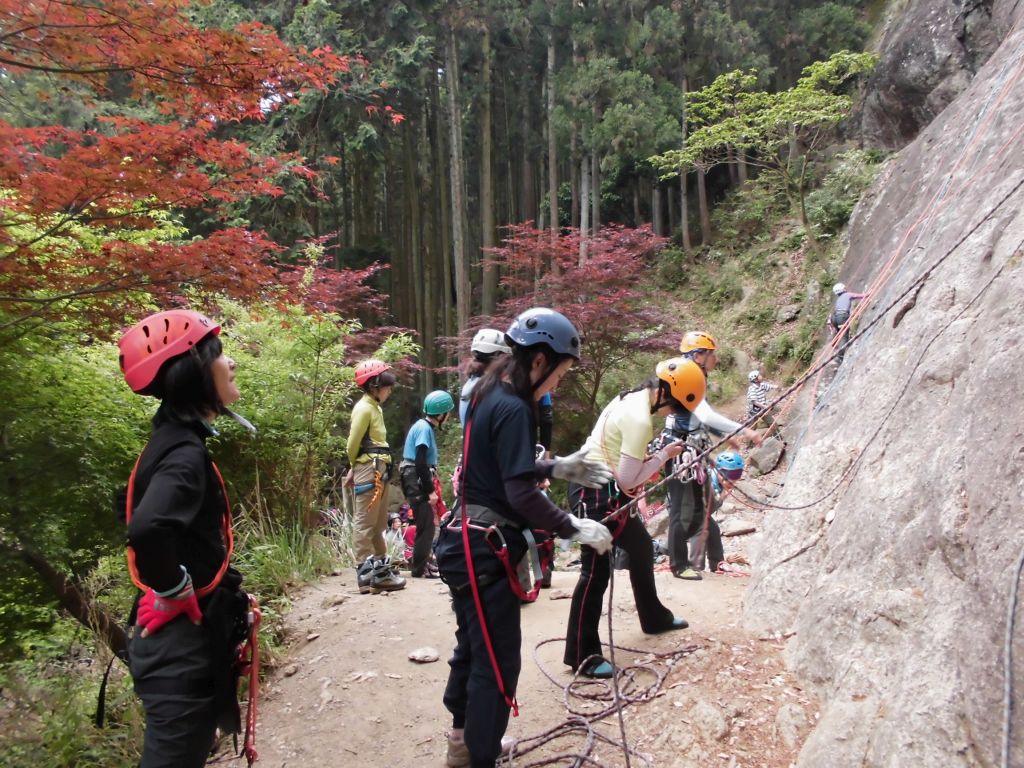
[
  {"x1": 568, "y1": 514, "x2": 613, "y2": 555},
  {"x1": 551, "y1": 449, "x2": 614, "y2": 489}
]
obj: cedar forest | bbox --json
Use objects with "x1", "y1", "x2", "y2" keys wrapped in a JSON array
[{"x1": 0, "y1": 0, "x2": 879, "y2": 763}]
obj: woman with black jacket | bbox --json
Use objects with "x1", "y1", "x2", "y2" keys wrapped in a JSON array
[
  {"x1": 435, "y1": 307, "x2": 614, "y2": 768},
  {"x1": 119, "y1": 309, "x2": 252, "y2": 768}
]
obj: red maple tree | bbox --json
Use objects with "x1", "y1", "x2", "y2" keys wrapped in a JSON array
[
  {"x1": 476, "y1": 224, "x2": 675, "y2": 435},
  {"x1": 0, "y1": 0, "x2": 383, "y2": 335}
]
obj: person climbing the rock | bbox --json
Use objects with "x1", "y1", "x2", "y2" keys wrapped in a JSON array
[
  {"x1": 434, "y1": 307, "x2": 613, "y2": 768},
  {"x1": 688, "y1": 451, "x2": 745, "y2": 574},
  {"x1": 828, "y1": 282, "x2": 867, "y2": 363},
  {"x1": 118, "y1": 309, "x2": 254, "y2": 768},
  {"x1": 665, "y1": 332, "x2": 761, "y2": 581},
  {"x1": 562, "y1": 356, "x2": 705, "y2": 680},
  {"x1": 400, "y1": 390, "x2": 455, "y2": 579},
  {"x1": 347, "y1": 360, "x2": 405, "y2": 594}
]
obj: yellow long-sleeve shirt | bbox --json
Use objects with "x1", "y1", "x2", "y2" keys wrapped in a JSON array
[{"x1": 347, "y1": 394, "x2": 391, "y2": 465}]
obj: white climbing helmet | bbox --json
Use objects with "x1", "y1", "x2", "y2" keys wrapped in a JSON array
[
  {"x1": 832, "y1": 282, "x2": 846, "y2": 296},
  {"x1": 471, "y1": 328, "x2": 511, "y2": 355},
  {"x1": 748, "y1": 370, "x2": 760, "y2": 382}
]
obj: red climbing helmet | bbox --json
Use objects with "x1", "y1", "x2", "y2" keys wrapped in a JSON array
[
  {"x1": 354, "y1": 359, "x2": 391, "y2": 387},
  {"x1": 119, "y1": 310, "x2": 220, "y2": 395}
]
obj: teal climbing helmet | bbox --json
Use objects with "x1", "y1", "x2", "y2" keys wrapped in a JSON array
[
  {"x1": 715, "y1": 451, "x2": 745, "y2": 481},
  {"x1": 424, "y1": 390, "x2": 455, "y2": 416}
]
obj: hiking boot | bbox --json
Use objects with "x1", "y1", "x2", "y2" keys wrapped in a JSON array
[
  {"x1": 356, "y1": 557, "x2": 376, "y2": 594},
  {"x1": 673, "y1": 568, "x2": 703, "y2": 581},
  {"x1": 446, "y1": 730, "x2": 514, "y2": 767}
]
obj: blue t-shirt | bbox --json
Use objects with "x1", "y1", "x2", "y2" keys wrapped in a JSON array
[
  {"x1": 403, "y1": 418, "x2": 438, "y2": 465},
  {"x1": 462, "y1": 382, "x2": 536, "y2": 521}
]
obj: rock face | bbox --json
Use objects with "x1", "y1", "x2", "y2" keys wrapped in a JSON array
[
  {"x1": 745, "y1": 11, "x2": 1024, "y2": 767},
  {"x1": 857, "y1": 0, "x2": 1016, "y2": 148}
]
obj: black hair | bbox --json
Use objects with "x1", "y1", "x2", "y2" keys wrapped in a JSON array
[
  {"x1": 361, "y1": 370, "x2": 397, "y2": 394},
  {"x1": 151, "y1": 332, "x2": 224, "y2": 426},
  {"x1": 464, "y1": 350, "x2": 502, "y2": 379},
  {"x1": 472, "y1": 342, "x2": 567, "y2": 409},
  {"x1": 617, "y1": 376, "x2": 684, "y2": 414}
]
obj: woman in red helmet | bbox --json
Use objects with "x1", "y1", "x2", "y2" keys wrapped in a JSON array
[
  {"x1": 118, "y1": 309, "x2": 252, "y2": 768},
  {"x1": 347, "y1": 360, "x2": 405, "y2": 593}
]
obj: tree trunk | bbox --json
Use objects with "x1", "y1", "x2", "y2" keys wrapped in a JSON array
[
  {"x1": 579, "y1": 153, "x2": 590, "y2": 265},
  {"x1": 570, "y1": 130, "x2": 579, "y2": 229},
  {"x1": 431, "y1": 71, "x2": 454, "y2": 347},
  {"x1": 737, "y1": 147, "x2": 748, "y2": 185},
  {"x1": 652, "y1": 181, "x2": 662, "y2": 235},
  {"x1": 697, "y1": 165, "x2": 711, "y2": 245},
  {"x1": 680, "y1": 75, "x2": 692, "y2": 250},
  {"x1": 632, "y1": 179, "x2": 641, "y2": 226},
  {"x1": 727, "y1": 145, "x2": 739, "y2": 186},
  {"x1": 547, "y1": 28, "x2": 559, "y2": 273},
  {"x1": 11, "y1": 542, "x2": 130, "y2": 663},
  {"x1": 444, "y1": 23, "x2": 470, "y2": 333},
  {"x1": 667, "y1": 185, "x2": 676, "y2": 237},
  {"x1": 480, "y1": 24, "x2": 497, "y2": 315}
]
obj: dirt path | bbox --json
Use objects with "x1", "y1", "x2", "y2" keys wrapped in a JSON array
[{"x1": 227, "y1": 555, "x2": 815, "y2": 768}]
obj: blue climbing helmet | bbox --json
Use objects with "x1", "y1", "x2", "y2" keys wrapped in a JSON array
[
  {"x1": 715, "y1": 451, "x2": 745, "y2": 481},
  {"x1": 506, "y1": 307, "x2": 582, "y2": 360},
  {"x1": 423, "y1": 390, "x2": 455, "y2": 416}
]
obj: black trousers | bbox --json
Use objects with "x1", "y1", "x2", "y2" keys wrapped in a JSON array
[
  {"x1": 129, "y1": 618, "x2": 218, "y2": 768},
  {"x1": 435, "y1": 525, "x2": 525, "y2": 768},
  {"x1": 666, "y1": 477, "x2": 705, "y2": 573},
  {"x1": 563, "y1": 483, "x2": 675, "y2": 671},
  {"x1": 409, "y1": 498, "x2": 436, "y2": 575}
]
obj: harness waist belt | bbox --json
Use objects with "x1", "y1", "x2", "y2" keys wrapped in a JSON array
[{"x1": 455, "y1": 503, "x2": 523, "y2": 531}]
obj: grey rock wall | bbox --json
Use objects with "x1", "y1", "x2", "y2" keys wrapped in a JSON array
[
  {"x1": 745, "y1": 15, "x2": 1024, "y2": 767},
  {"x1": 857, "y1": 0, "x2": 1017, "y2": 148}
]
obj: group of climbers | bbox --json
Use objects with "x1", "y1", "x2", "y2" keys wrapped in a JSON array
[{"x1": 113, "y1": 292, "x2": 812, "y2": 767}]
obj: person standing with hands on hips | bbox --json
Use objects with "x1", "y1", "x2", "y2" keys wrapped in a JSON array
[
  {"x1": 400, "y1": 390, "x2": 455, "y2": 578},
  {"x1": 435, "y1": 307, "x2": 613, "y2": 768},
  {"x1": 119, "y1": 309, "x2": 254, "y2": 768},
  {"x1": 346, "y1": 360, "x2": 405, "y2": 594}
]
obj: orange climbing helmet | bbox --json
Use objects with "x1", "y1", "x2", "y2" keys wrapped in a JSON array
[
  {"x1": 354, "y1": 359, "x2": 391, "y2": 387},
  {"x1": 119, "y1": 309, "x2": 220, "y2": 395},
  {"x1": 655, "y1": 357, "x2": 706, "y2": 412},
  {"x1": 678, "y1": 331, "x2": 717, "y2": 354}
]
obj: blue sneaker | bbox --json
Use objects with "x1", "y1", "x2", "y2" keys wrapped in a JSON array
[{"x1": 579, "y1": 658, "x2": 614, "y2": 678}]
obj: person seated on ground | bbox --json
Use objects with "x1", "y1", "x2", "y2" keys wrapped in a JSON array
[{"x1": 688, "y1": 451, "x2": 745, "y2": 574}]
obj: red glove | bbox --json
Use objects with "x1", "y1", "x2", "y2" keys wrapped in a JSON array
[{"x1": 137, "y1": 572, "x2": 202, "y2": 638}]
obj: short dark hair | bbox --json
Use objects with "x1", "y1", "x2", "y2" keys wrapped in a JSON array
[
  {"x1": 152, "y1": 333, "x2": 223, "y2": 426},
  {"x1": 362, "y1": 369, "x2": 397, "y2": 393}
]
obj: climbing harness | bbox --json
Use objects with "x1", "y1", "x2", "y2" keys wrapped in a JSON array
[{"x1": 125, "y1": 454, "x2": 232, "y2": 598}]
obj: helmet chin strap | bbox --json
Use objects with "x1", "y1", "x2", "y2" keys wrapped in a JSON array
[{"x1": 224, "y1": 407, "x2": 257, "y2": 434}]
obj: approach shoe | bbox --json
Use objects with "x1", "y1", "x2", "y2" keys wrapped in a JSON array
[
  {"x1": 370, "y1": 558, "x2": 406, "y2": 592},
  {"x1": 446, "y1": 731, "x2": 514, "y2": 767},
  {"x1": 577, "y1": 658, "x2": 614, "y2": 679},
  {"x1": 673, "y1": 567, "x2": 703, "y2": 581}
]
